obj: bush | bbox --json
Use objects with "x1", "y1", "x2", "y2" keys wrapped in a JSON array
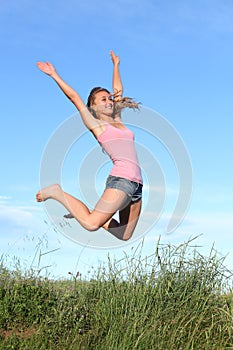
[{"x1": 0, "y1": 237, "x2": 233, "y2": 349}]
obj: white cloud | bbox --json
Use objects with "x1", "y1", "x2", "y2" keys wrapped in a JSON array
[
  {"x1": 0, "y1": 204, "x2": 38, "y2": 226},
  {"x1": 0, "y1": 200, "x2": 46, "y2": 242},
  {"x1": 137, "y1": 207, "x2": 233, "y2": 270},
  {"x1": 0, "y1": 195, "x2": 12, "y2": 205},
  {"x1": 0, "y1": 195, "x2": 11, "y2": 200}
]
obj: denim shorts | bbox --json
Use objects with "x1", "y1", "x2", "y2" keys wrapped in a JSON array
[{"x1": 105, "y1": 175, "x2": 143, "y2": 202}]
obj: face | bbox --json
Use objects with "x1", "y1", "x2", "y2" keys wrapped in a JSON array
[{"x1": 91, "y1": 91, "x2": 114, "y2": 117}]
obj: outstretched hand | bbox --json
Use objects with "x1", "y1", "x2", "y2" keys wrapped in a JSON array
[
  {"x1": 110, "y1": 50, "x2": 120, "y2": 66},
  {"x1": 36, "y1": 61, "x2": 57, "y2": 76}
]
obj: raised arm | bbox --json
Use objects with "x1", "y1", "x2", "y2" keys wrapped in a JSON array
[
  {"x1": 36, "y1": 61, "x2": 100, "y2": 131},
  {"x1": 110, "y1": 51, "x2": 123, "y2": 100}
]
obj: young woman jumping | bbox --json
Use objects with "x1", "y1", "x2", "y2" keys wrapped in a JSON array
[{"x1": 36, "y1": 51, "x2": 143, "y2": 241}]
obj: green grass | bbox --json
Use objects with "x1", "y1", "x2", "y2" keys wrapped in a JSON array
[{"x1": 0, "y1": 237, "x2": 233, "y2": 349}]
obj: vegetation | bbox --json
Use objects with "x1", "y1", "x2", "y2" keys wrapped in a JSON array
[{"x1": 0, "y1": 237, "x2": 233, "y2": 349}]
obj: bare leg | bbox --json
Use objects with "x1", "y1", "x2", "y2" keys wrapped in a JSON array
[
  {"x1": 102, "y1": 200, "x2": 142, "y2": 240},
  {"x1": 36, "y1": 184, "x2": 130, "y2": 232},
  {"x1": 63, "y1": 206, "x2": 141, "y2": 240},
  {"x1": 64, "y1": 206, "x2": 141, "y2": 241}
]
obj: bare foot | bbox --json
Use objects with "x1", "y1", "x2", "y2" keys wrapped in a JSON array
[
  {"x1": 36, "y1": 184, "x2": 62, "y2": 202},
  {"x1": 64, "y1": 209, "x2": 93, "y2": 220},
  {"x1": 64, "y1": 213, "x2": 74, "y2": 219}
]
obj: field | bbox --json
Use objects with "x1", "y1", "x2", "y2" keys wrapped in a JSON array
[{"x1": 0, "y1": 238, "x2": 233, "y2": 350}]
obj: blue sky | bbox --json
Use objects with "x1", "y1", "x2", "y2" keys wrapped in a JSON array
[{"x1": 1, "y1": 0, "x2": 233, "y2": 278}]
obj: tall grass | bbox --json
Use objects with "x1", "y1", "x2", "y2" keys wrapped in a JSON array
[{"x1": 0, "y1": 237, "x2": 233, "y2": 349}]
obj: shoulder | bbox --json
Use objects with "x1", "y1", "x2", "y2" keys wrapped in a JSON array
[
  {"x1": 91, "y1": 120, "x2": 107, "y2": 139},
  {"x1": 113, "y1": 114, "x2": 123, "y2": 123}
]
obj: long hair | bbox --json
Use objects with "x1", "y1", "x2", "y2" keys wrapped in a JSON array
[
  {"x1": 87, "y1": 87, "x2": 140, "y2": 118},
  {"x1": 113, "y1": 93, "x2": 140, "y2": 112}
]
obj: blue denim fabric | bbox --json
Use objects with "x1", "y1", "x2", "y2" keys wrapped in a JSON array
[{"x1": 105, "y1": 175, "x2": 143, "y2": 202}]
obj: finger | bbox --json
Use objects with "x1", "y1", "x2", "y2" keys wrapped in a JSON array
[
  {"x1": 36, "y1": 62, "x2": 44, "y2": 69},
  {"x1": 110, "y1": 50, "x2": 115, "y2": 60}
]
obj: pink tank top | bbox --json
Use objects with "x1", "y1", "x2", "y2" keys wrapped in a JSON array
[{"x1": 97, "y1": 123, "x2": 143, "y2": 184}]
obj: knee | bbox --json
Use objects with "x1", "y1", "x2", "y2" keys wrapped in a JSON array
[
  {"x1": 83, "y1": 223, "x2": 99, "y2": 232},
  {"x1": 121, "y1": 233, "x2": 133, "y2": 241},
  {"x1": 82, "y1": 219, "x2": 101, "y2": 232},
  {"x1": 86, "y1": 226, "x2": 99, "y2": 232}
]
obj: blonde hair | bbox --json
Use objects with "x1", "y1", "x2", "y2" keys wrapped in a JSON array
[{"x1": 113, "y1": 95, "x2": 140, "y2": 111}]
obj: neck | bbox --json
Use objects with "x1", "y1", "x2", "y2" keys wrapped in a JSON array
[{"x1": 99, "y1": 115, "x2": 115, "y2": 123}]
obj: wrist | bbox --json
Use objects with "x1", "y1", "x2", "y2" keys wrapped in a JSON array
[{"x1": 50, "y1": 71, "x2": 59, "y2": 79}]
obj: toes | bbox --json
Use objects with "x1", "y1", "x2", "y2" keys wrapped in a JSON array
[
  {"x1": 36, "y1": 192, "x2": 42, "y2": 202},
  {"x1": 64, "y1": 213, "x2": 74, "y2": 219}
]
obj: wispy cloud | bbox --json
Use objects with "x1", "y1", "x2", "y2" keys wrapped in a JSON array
[
  {"x1": 0, "y1": 195, "x2": 11, "y2": 200},
  {"x1": 153, "y1": 211, "x2": 233, "y2": 259},
  {"x1": 0, "y1": 195, "x2": 12, "y2": 204},
  {"x1": 0, "y1": 201, "x2": 43, "y2": 233}
]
